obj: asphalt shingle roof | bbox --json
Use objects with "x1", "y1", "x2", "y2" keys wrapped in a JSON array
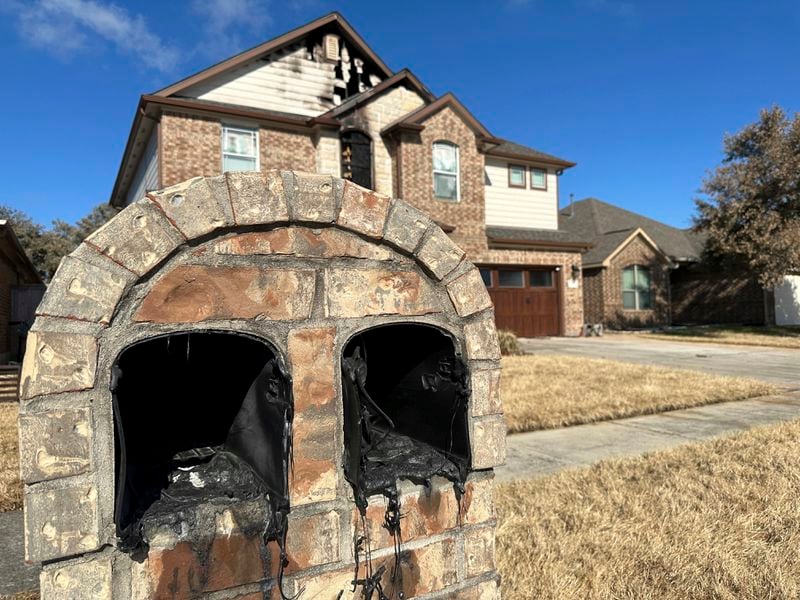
[
  {"x1": 487, "y1": 139, "x2": 575, "y2": 167},
  {"x1": 486, "y1": 226, "x2": 588, "y2": 245},
  {"x1": 558, "y1": 198, "x2": 702, "y2": 265}
]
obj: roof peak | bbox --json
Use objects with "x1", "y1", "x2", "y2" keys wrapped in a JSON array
[{"x1": 153, "y1": 12, "x2": 393, "y2": 98}]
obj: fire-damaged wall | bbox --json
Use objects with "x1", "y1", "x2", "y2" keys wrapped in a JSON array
[{"x1": 19, "y1": 172, "x2": 505, "y2": 600}]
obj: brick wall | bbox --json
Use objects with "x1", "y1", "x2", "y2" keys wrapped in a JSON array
[
  {"x1": 397, "y1": 107, "x2": 488, "y2": 255},
  {"x1": 597, "y1": 235, "x2": 671, "y2": 328},
  {"x1": 260, "y1": 127, "x2": 316, "y2": 171},
  {"x1": 582, "y1": 267, "x2": 604, "y2": 325},
  {"x1": 160, "y1": 111, "x2": 222, "y2": 186},
  {"x1": 160, "y1": 111, "x2": 317, "y2": 186},
  {"x1": 670, "y1": 266, "x2": 767, "y2": 325}
]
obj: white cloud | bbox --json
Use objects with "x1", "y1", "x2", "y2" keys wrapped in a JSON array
[
  {"x1": 190, "y1": 0, "x2": 271, "y2": 59},
  {"x1": 1, "y1": 0, "x2": 180, "y2": 72}
]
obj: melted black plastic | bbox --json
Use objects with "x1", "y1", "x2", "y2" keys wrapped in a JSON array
[
  {"x1": 341, "y1": 324, "x2": 471, "y2": 598},
  {"x1": 111, "y1": 331, "x2": 293, "y2": 570}
]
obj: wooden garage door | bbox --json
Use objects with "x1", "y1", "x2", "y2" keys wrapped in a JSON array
[{"x1": 480, "y1": 267, "x2": 561, "y2": 337}]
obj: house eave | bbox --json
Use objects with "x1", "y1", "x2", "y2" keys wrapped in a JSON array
[{"x1": 488, "y1": 238, "x2": 592, "y2": 252}]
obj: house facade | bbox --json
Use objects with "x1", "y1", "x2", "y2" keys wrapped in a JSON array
[
  {"x1": 560, "y1": 198, "x2": 772, "y2": 328},
  {"x1": 110, "y1": 12, "x2": 589, "y2": 337},
  {"x1": 0, "y1": 221, "x2": 44, "y2": 364}
]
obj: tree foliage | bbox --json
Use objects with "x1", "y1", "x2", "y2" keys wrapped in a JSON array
[
  {"x1": 0, "y1": 203, "x2": 118, "y2": 281},
  {"x1": 695, "y1": 106, "x2": 800, "y2": 287}
]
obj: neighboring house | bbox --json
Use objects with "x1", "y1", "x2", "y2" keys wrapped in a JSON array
[
  {"x1": 109, "y1": 12, "x2": 589, "y2": 337},
  {"x1": 559, "y1": 198, "x2": 771, "y2": 328},
  {"x1": 0, "y1": 221, "x2": 44, "y2": 363}
]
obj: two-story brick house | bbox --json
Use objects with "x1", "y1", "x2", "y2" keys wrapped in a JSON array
[{"x1": 110, "y1": 12, "x2": 589, "y2": 336}]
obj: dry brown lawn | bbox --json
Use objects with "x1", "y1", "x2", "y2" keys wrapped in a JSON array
[
  {"x1": 0, "y1": 402, "x2": 21, "y2": 512},
  {"x1": 501, "y1": 355, "x2": 777, "y2": 433},
  {"x1": 637, "y1": 324, "x2": 800, "y2": 349},
  {"x1": 496, "y1": 419, "x2": 800, "y2": 599}
]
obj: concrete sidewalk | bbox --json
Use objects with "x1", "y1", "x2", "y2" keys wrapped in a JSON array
[{"x1": 498, "y1": 390, "x2": 800, "y2": 482}]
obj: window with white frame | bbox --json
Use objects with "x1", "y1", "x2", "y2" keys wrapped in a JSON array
[
  {"x1": 432, "y1": 141, "x2": 459, "y2": 201},
  {"x1": 622, "y1": 265, "x2": 652, "y2": 310},
  {"x1": 530, "y1": 167, "x2": 547, "y2": 190},
  {"x1": 508, "y1": 164, "x2": 526, "y2": 188},
  {"x1": 222, "y1": 126, "x2": 259, "y2": 172}
]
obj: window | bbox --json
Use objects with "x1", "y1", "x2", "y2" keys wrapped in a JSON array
[
  {"x1": 622, "y1": 265, "x2": 652, "y2": 310},
  {"x1": 529, "y1": 270, "x2": 554, "y2": 287},
  {"x1": 498, "y1": 270, "x2": 525, "y2": 287},
  {"x1": 530, "y1": 167, "x2": 547, "y2": 190},
  {"x1": 479, "y1": 268, "x2": 492, "y2": 287},
  {"x1": 222, "y1": 126, "x2": 259, "y2": 172},
  {"x1": 433, "y1": 141, "x2": 459, "y2": 201},
  {"x1": 508, "y1": 164, "x2": 526, "y2": 188},
  {"x1": 341, "y1": 130, "x2": 372, "y2": 189}
]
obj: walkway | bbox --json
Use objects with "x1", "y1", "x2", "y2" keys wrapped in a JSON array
[{"x1": 498, "y1": 390, "x2": 800, "y2": 482}]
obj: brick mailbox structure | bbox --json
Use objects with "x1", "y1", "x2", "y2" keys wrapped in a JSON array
[{"x1": 19, "y1": 171, "x2": 505, "y2": 599}]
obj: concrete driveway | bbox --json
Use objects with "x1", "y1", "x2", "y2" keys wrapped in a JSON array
[{"x1": 520, "y1": 335, "x2": 800, "y2": 388}]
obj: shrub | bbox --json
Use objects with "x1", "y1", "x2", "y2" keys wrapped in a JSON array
[{"x1": 497, "y1": 330, "x2": 522, "y2": 355}]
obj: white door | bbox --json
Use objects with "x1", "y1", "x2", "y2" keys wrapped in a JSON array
[{"x1": 774, "y1": 275, "x2": 800, "y2": 326}]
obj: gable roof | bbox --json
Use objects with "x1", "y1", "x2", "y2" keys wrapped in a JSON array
[
  {"x1": 381, "y1": 92, "x2": 493, "y2": 138},
  {"x1": 154, "y1": 12, "x2": 393, "y2": 98},
  {"x1": 314, "y1": 69, "x2": 434, "y2": 121},
  {"x1": 559, "y1": 197, "x2": 702, "y2": 267}
]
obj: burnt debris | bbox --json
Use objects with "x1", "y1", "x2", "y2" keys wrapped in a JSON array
[
  {"x1": 342, "y1": 324, "x2": 471, "y2": 598},
  {"x1": 111, "y1": 331, "x2": 293, "y2": 557}
]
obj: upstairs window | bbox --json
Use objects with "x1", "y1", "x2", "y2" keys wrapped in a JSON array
[
  {"x1": 530, "y1": 167, "x2": 547, "y2": 190},
  {"x1": 222, "y1": 126, "x2": 259, "y2": 172},
  {"x1": 622, "y1": 265, "x2": 652, "y2": 310},
  {"x1": 433, "y1": 141, "x2": 459, "y2": 201},
  {"x1": 508, "y1": 164, "x2": 526, "y2": 188}
]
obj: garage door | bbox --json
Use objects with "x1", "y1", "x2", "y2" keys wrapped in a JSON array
[
  {"x1": 479, "y1": 267, "x2": 561, "y2": 337},
  {"x1": 774, "y1": 275, "x2": 800, "y2": 326}
]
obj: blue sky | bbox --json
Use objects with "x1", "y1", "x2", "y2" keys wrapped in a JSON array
[{"x1": 1, "y1": 0, "x2": 798, "y2": 228}]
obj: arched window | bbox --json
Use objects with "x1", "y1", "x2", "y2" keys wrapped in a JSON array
[
  {"x1": 622, "y1": 265, "x2": 652, "y2": 310},
  {"x1": 341, "y1": 130, "x2": 372, "y2": 189},
  {"x1": 432, "y1": 141, "x2": 459, "y2": 201}
]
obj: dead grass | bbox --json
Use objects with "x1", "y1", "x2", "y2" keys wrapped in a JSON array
[
  {"x1": 502, "y1": 355, "x2": 777, "y2": 433},
  {"x1": 637, "y1": 324, "x2": 800, "y2": 349},
  {"x1": 496, "y1": 418, "x2": 800, "y2": 599},
  {"x1": 0, "y1": 402, "x2": 22, "y2": 512},
  {"x1": 1, "y1": 592, "x2": 38, "y2": 600}
]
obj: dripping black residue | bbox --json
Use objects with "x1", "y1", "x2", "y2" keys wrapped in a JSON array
[
  {"x1": 342, "y1": 324, "x2": 471, "y2": 598},
  {"x1": 111, "y1": 331, "x2": 295, "y2": 596}
]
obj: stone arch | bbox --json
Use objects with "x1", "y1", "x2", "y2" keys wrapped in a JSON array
[{"x1": 18, "y1": 170, "x2": 505, "y2": 600}]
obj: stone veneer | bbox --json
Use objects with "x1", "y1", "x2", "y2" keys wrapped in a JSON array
[{"x1": 20, "y1": 172, "x2": 505, "y2": 599}]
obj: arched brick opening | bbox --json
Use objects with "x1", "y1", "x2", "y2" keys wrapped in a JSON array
[{"x1": 20, "y1": 171, "x2": 505, "y2": 599}]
